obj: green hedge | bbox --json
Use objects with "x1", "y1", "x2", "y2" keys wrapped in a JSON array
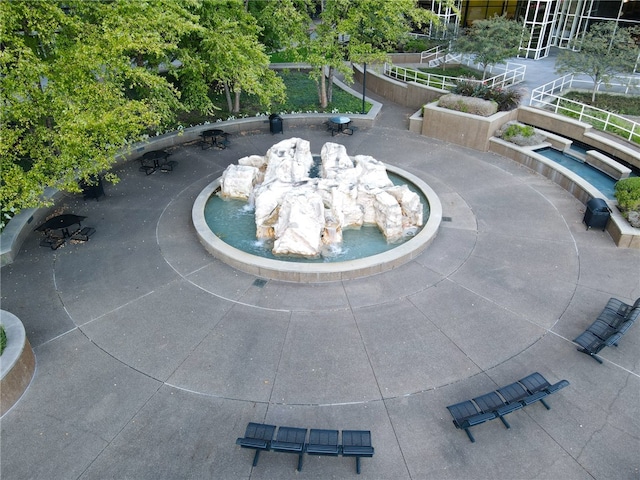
[
  {"x1": 615, "y1": 177, "x2": 640, "y2": 212},
  {"x1": 0, "y1": 325, "x2": 6, "y2": 356}
]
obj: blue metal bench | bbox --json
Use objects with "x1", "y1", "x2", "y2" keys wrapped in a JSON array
[
  {"x1": 270, "y1": 426, "x2": 307, "y2": 471},
  {"x1": 236, "y1": 424, "x2": 374, "y2": 474},
  {"x1": 446, "y1": 372, "x2": 570, "y2": 442},
  {"x1": 235, "y1": 422, "x2": 276, "y2": 466},
  {"x1": 574, "y1": 302, "x2": 638, "y2": 363}
]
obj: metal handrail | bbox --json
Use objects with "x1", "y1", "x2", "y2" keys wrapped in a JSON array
[
  {"x1": 530, "y1": 76, "x2": 640, "y2": 143},
  {"x1": 383, "y1": 61, "x2": 526, "y2": 90},
  {"x1": 420, "y1": 45, "x2": 443, "y2": 64}
]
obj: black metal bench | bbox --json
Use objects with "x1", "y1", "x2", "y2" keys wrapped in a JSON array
[
  {"x1": 236, "y1": 423, "x2": 374, "y2": 474},
  {"x1": 70, "y1": 227, "x2": 96, "y2": 242},
  {"x1": 573, "y1": 298, "x2": 639, "y2": 363},
  {"x1": 270, "y1": 426, "x2": 307, "y2": 471},
  {"x1": 446, "y1": 372, "x2": 569, "y2": 442},
  {"x1": 39, "y1": 235, "x2": 65, "y2": 250},
  {"x1": 160, "y1": 160, "x2": 178, "y2": 172},
  {"x1": 235, "y1": 422, "x2": 276, "y2": 467}
]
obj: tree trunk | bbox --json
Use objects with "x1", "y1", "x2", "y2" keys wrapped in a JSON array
[
  {"x1": 327, "y1": 66, "x2": 334, "y2": 104},
  {"x1": 224, "y1": 82, "x2": 233, "y2": 112},
  {"x1": 319, "y1": 68, "x2": 328, "y2": 108},
  {"x1": 234, "y1": 89, "x2": 241, "y2": 113}
]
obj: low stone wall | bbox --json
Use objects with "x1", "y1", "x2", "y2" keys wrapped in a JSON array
[
  {"x1": 517, "y1": 107, "x2": 640, "y2": 171},
  {"x1": 1, "y1": 310, "x2": 35, "y2": 416},
  {"x1": 535, "y1": 128, "x2": 573, "y2": 152},
  {"x1": 422, "y1": 103, "x2": 518, "y2": 151},
  {"x1": 585, "y1": 150, "x2": 631, "y2": 180},
  {"x1": 488, "y1": 138, "x2": 640, "y2": 249}
]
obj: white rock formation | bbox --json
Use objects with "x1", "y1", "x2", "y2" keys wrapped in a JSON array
[
  {"x1": 219, "y1": 164, "x2": 259, "y2": 200},
  {"x1": 217, "y1": 138, "x2": 424, "y2": 257},
  {"x1": 263, "y1": 138, "x2": 313, "y2": 183},
  {"x1": 273, "y1": 189, "x2": 325, "y2": 257}
]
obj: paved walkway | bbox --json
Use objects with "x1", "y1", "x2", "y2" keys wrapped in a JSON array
[{"x1": 1, "y1": 55, "x2": 639, "y2": 479}]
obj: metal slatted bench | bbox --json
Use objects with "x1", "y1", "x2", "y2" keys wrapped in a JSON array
[
  {"x1": 446, "y1": 372, "x2": 569, "y2": 442},
  {"x1": 235, "y1": 422, "x2": 276, "y2": 466},
  {"x1": 270, "y1": 426, "x2": 307, "y2": 471},
  {"x1": 235, "y1": 423, "x2": 374, "y2": 474},
  {"x1": 573, "y1": 299, "x2": 639, "y2": 363}
]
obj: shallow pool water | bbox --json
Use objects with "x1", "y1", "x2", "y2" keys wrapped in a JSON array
[
  {"x1": 535, "y1": 147, "x2": 620, "y2": 199},
  {"x1": 204, "y1": 173, "x2": 430, "y2": 263}
]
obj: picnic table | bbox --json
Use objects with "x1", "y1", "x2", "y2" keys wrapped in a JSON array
[
  {"x1": 200, "y1": 129, "x2": 230, "y2": 149},
  {"x1": 138, "y1": 150, "x2": 174, "y2": 174},
  {"x1": 327, "y1": 116, "x2": 353, "y2": 136}
]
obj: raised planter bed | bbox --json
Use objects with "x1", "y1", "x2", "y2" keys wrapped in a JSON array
[{"x1": 0, "y1": 310, "x2": 35, "y2": 416}]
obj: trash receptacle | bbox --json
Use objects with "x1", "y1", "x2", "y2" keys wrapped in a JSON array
[
  {"x1": 269, "y1": 113, "x2": 283, "y2": 134},
  {"x1": 583, "y1": 198, "x2": 610, "y2": 231}
]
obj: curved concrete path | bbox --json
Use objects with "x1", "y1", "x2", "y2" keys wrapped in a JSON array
[{"x1": 1, "y1": 101, "x2": 639, "y2": 479}]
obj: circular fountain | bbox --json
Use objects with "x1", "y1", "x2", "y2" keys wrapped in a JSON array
[{"x1": 192, "y1": 139, "x2": 442, "y2": 282}]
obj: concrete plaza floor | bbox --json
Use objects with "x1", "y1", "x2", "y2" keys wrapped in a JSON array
[{"x1": 2, "y1": 74, "x2": 640, "y2": 479}]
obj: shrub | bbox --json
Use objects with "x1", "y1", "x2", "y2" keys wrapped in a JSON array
[
  {"x1": 495, "y1": 121, "x2": 546, "y2": 146},
  {"x1": 452, "y1": 78, "x2": 482, "y2": 97},
  {"x1": 491, "y1": 88, "x2": 523, "y2": 111},
  {"x1": 614, "y1": 177, "x2": 640, "y2": 212},
  {"x1": 451, "y1": 79, "x2": 523, "y2": 111},
  {"x1": 0, "y1": 325, "x2": 6, "y2": 356},
  {"x1": 502, "y1": 123, "x2": 534, "y2": 140},
  {"x1": 438, "y1": 93, "x2": 498, "y2": 117},
  {"x1": 400, "y1": 38, "x2": 432, "y2": 53}
]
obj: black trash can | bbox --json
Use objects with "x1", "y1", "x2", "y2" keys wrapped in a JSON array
[
  {"x1": 269, "y1": 113, "x2": 283, "y2": 134},
  {"x1": 80, "y1": 175, "x2": 105, "y2": 201},
  {"x1": 583, "y1": 198, "x2": 610, "y2": 231}
]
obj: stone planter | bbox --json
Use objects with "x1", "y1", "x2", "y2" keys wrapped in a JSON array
[
  {"x1": 422, "y1": 102, "x2": 518, "y2": 151},
  {"x1": 1, "y1": 310, "x2": 35, "y2": 416}
]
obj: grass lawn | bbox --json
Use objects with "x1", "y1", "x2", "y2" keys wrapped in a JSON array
[
  {"x1": 563, "y1": 91, "x2": 640, "y2": 116},
  {"x1": 418, "y1": 65, "x2": 483, "y2": 79},
  {"x1": 177, "y1": 70, "x2": 370, "y2": 127},
  {"x1": 555, "y1": 93, "x2": 640, "y2": 144}
]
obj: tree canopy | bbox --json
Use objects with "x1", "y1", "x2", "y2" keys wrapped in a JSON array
[
  {"x1": 1, "y1": 0, "x2": 201, "y2": 220},
  {"x1": 555, "y1": 21, "x2": 640, "y2": 102},
  {"x1": 0, "y1": 0, "x2": 285, "y2": 220},
  {"x1": 453, "y1": 14, "x2": 526, "y2": 79},
  {"x1": 0, "y1": 0, "x2": 449, "y2": 221},
  {"x1": 308, "y1": 0, "x2": 442, "y2": 107}
]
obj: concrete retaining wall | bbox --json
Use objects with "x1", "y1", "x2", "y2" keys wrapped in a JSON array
[
  {"x1": 422, "y1": 103, "x2": 518, "y2": 151},
  {"x1": 353, "y1": 64, "x2": 446, "y2": 109}
]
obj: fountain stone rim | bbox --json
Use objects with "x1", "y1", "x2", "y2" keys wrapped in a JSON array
[{"x1": 192, "y1": 163, "x2": 442, "y2": 283}]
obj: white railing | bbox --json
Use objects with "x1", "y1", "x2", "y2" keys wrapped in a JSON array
[
  {"x1": 455, "y1": 54, "x2": 527, "y2": 87},
  {"x1": 384, "y1": 63, "x2": 459, "y2": 90},
  {"x1": 531, "y1": 74, "x2": 639, "y2": 99},
  {"x1": 530, "y1": 75, "x2": 640, "y2": 143},
  {"x1": 420, "y1": 45, "x2": 443, "y2": 64},
  {"x1": 383, "y1": 60, "x2": 526, "y2": 90}
]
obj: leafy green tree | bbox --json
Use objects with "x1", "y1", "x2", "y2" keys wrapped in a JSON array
[
  {"x1": 247, "y1": 0, "x2": 314, "y2": 55},
  {"x1": 185, "y1": 0, "x2": 286, "y2": 114},
  {"x1": 310, "y1": 0, "x2": 441, "y2": 108},
  {"x1": 555, "y1": 21, "x2": 640, "y2": 103},
  {"x1": 453, "y1": 14, "x2": 526, "y2": 80},
  {"x1": 0, "y1": 0, "x2": 200, "y2": 218}
]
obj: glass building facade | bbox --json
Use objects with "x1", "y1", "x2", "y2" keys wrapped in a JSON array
[{"x1": 419, "y1": 0, "x2": 640, "y2": 59}]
